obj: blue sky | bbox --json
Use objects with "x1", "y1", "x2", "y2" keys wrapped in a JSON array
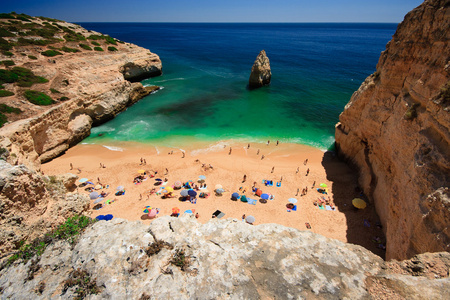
[{"x1": 4, "y1": 0, "x2": 424, "y2": 23}]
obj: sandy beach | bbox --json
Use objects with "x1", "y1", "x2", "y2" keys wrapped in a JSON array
[{"x1": 42, "y1": 140, "x2": 386, "y2": 257}]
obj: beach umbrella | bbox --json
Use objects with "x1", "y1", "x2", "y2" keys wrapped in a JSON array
[
  {"x1": 104, "y1": 214, "x2": 113, "y2": 221},
  {"x1": 198, "y1": 175, "x2": 206, "y2": 182},
  {"x1": 216, "y1": 188, "x2": 225, "y2": 194},
  {"x1": 255, "y1": 189, "x2": 262, "y2": 197},
  {"x1": 93, "y1": 197, "x2": 103, "y2": 204},
  {"x1": 288, "y1": 198, "x2": 298, "y2": 204},
  {"x1": 86, "y1": 181, "x2": 94, "y2": 185},
  {"x1": 232, "y1": 192, "x2": 240, "y2": 199},
  {"x1": 166, "y1": 186, "x2": 174, "y2": 193},
  {"x1": 188, "y1": 190, "x2": 197, "y2": 197},
  {"x1": 261, "y1": 193, "x2": 270, "y2": 200},
  {"x1": 155, "y1": 178, "x2": 163, "y2": 182},
  {"x1": 137, "y1": 169, "x2": 145, "y2": 174},
  {"x1": 116, "y1": 185, "x2": 124, "y2": 191},
  {"x1": 161, "y1": 189, "x2": 169, "y2": 194},
  {"x1": 246, "y1": 215, "x2": 255, "y2": 224},
  {"x1": 184, "y1": 209, "x2": 193, "y2": 214},
  {"x1": 148, "y1": 209, "x2": 158, "y2": 218},
  {"x1": 95, "y1": 184, "x2": 102, "y2": 190},
  {"x1": 79, "y1": 178, "x2": 88, "y2": 183},
  {"x1": 143, "y1": 206, "x2": 151, "y2": 213},
  {"x1": 352, "y1": 198, "x2": 367, "y2": 209},
  {"x1": 172, "y1": 207, "x2": 180, "y2": 214},
  {"x1": 89, "y1": 192, "x2": 99, "y2": 200},
  {"x1": 215, "y1": 184, "x2": 223, "y2": 190},
  {"x1": 180, "y1": 189, "x2": 189, "y2": 197},
  {"x1": 174, "y1": 181, "x2": 182, "y2": 188},
  {"x1": 320, "y1": 183, "x2": 328, "y2": 188}
]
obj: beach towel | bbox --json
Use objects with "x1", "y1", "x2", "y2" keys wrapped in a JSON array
[
  {"x1": 212, "y1": 210, "x2": 225, "y2": 219},
  {"x1": 318, "y1": 205, "x2": 325, "y2": 210},
  {"x1": 268, "y1": 181, "x2": 274, "y2": 186},
  {"x1": 104, "y1": 214, "x2": 113, "y2": 221},
  {"x1": 96, "y1": 215, "x2": 105, "y2": 221},
  {"x1": 292, "y1": 205, "x2": 297, "y2": 211},
  {"x1": 247, "y1": 198, "x2": 257, "y2": 205},
  {"x1": 325, "y1": 205, "x2": 335, "y2": 211},
  {"x1": 276, "y1": 182, "x2": 281, "y2": 187}
]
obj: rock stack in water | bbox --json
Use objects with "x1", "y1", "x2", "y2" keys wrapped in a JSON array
[{"x1": 248, "y1": 50, "x2": 271, "y2": 89}]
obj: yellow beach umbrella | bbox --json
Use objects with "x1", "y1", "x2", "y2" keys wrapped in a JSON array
[
  {"x1": 137, "y1": 169, "x2": 145, "y2": 174},
  {"x1": 165, "y1": 186, "x2": 174, "y2": 193},
  {"x1": 352, "y1": 198, "x2": 367, "y2": 209}
]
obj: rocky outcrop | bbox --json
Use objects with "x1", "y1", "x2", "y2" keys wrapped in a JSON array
[
  {"x1": 1, "y1": 215, "x2": 448, "y2": 299},
  {"x1": 0, "y1": 160, "x2": 89, "y2": 259},
  {"x1": 0, "y1": 17, "x2": 162, "y2": 170},
  {"x1": 335, "y1": 0, "x2": 450, "y2": 260},
  {"x1": 248, "y1": 50, "x2": 271, "y2": 89}
]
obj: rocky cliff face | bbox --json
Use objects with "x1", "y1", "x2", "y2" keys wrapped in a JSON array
[
  {"x1": 335, "y1": 0, "x2": 449, "y2": 260},
  {"x1": 249, "y1": 50, "x2": 271, "y2": 89},
  {"x1": 1, "y1": 215, "x2": 448, "y2": 299},
  {"x1": 0, "y1": 160, "x2": 89, "y2": 259},
  {"x1": 0, "y1": 16, "x2": 162, "y2": 170}
]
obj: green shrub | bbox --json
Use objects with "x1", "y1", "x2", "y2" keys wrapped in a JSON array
[
  {"x1": 59, "y1": 96, "x2": 69, "y2": 101},
  {"x1": 0, "y1": 37, "x2": 12, "y2": 51},
  {"x1": 0, "y1": 90, "x2": 14, "y2": 97},
  {"x1": 404, "y1": 103, "x2": 420, "y2": 120},
  {"x1": 2, "y1": 51, "x2": 13, "y2": 57},
  {"x1": 1, "y1": 60, "x2": 15, "y2": 66},
  {"x1": 0, "y1": 113, "x2": 6, "y2": 127},
  {"x1": 79, "y1": 43, "x2": 92, "y2": 51},
  {"x1": 63, "y1": 32, "x2": 85, "y2": 42},
  {"x1": 0, "y1": 13, "x2": 16, "y2": 19},
  {"x1": 28, "y1": 55, "x2": 37, "y2": 60},
  {"x1": 61, "y1": 46, "x2": 79, "y2": 53},
  {"x1": 20, "y1": 52, "x2": 26, "y2": 56},
  {"x1": 87, "y1": 34, "x2": 103, "y2": 40},
  {"x1": 50, "y1": 88, "x2": 61, "y2": 94},
  {"x1": 0, "y1": 28, "x2": 15, "y2": 37},
  {"x1": 90, "y1": 41, "x2": 100, "y2": 46},
  {"x1": 16, "y1": 16, "x2": 31, "y2": 22},
  {"x1": 0, "y1": 69, "x2": 18, "y2": 83},
  {"x1": 12, "y1": 67, "x2": 48, "y2": 86},
  {"x1": 0, "y1": 103, "x2": 22, "y2": 114},
  {"x1": 41, "y1": 49, "x2": 62, "y2": 57},
  {"x1": 93, "y1": 46, "x2": 103, "y2": 52},
  {"x1": 17, "y1": 37, "x2": 57, "y2": 46},
  {"x1": 105, "y1": 36, "x2": 117, "y2": 45},
  {"x1": 24, "y1": 90, "x2": 54, "y2": 105},
  {"x1": 107, "y1": 46, "x2": 118, "y2": 52}
]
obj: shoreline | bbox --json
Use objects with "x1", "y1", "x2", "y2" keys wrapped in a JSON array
[{"x1": 42, "y1": 139, "x2": 386, "y2": 258}]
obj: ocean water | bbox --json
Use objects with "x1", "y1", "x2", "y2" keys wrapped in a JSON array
[{"x1": 78, "y1": 23, "x2": 397, "y2": 150}]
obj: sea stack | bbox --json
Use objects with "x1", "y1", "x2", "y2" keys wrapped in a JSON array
[{"x1": 248, "y1": 50, "x2": 271, "y2": 89}]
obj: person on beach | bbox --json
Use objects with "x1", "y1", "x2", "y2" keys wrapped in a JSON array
[
  {"x1": 243, "y1": 174, "x2": 247, "y2": 183},
  {"x1": 143, "y1": 159, "x2": 146, "y2": 165},
  {"x1": 248, "y1": 144, "x2": 250, "y2": 149},
  {"x1": 306, "y1": 168, "x2": 310, "y2": 176},
  {"x1": 70, "y1": 163, "x2": 73, "y2": 170},
  {"x1": 280, "y1": 176, "x2": 283, "y2": 182},
  {"x1": 296, "y1": 167, "x2": 299, "y2": 174},
  {"x1": 271, "y1": 167, "x2": 274, "y2": 173},
  {"x1": 312, "y1": 181, "x2": 316, "y2": 188},
  {"x1": 140, "y1": 158, "x2": 143, "y2": 165},
  {"x1": 267, "y1": 140, "x2": 270, "y2": 145},
  {"x1": 257, "y1": 149, "x2": 260, "y2": 155},
  {"x1": 229, "y1": 147, "x2": 232, "y2": 155},
  {"x1": 77, "y1": 168, "x2": 81, "y2": 174},
  {"x1": 195, "y1": 213, "x2": 199, "y2": 219},
  {"x1": 261, "y1": 155, "x2": 265, "y2": 160},
  {"x1": 165, "y1": 168, "x2": 169, "y2": 175},
  {"x1": 296, "y1": 188, "x2": 299, "y2": 196},
  {"x1": 305, "y1": 186, "x2": 308, "y2": 193},
  {"x1": 242, "y1": 214, "x2": 246, "y2": 221},
  {"x1": 276, "y1": 140, "x2": 279, "y2": 146},
  {"x1": 182, "y1": 151, "x2": 185, "y2": 158}
]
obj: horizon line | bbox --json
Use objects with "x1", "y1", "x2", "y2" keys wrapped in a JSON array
[{"x1": 74, "y1": 21, "x2": 399, "y2": 24}]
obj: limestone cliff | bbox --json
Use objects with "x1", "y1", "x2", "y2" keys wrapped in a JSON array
[
  {"x1": 0, "y1": 14, "x2": 162, "y2": 170},
  {"x1": 249, "y1": 50, "x2": 271, "y2": 89},
  {"x1": 335, "y1": 0, "x2": 450, "y2": 260},
  {"x1": 1, "y1": 216, "x2": 448, "y2": 299}
]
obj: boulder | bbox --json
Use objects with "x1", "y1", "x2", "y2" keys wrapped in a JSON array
[{"x1": 248, "y1": 50, "x2": 271, "y2": 89}]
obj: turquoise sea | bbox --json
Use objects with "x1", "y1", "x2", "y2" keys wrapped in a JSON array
[{"x1": 79, "y1": 23, "x2": 397, "y2": 150}]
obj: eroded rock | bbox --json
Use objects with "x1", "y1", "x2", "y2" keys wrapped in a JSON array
[{"x1": 249, "y1": 50, "x2": 271, "y2": 89}]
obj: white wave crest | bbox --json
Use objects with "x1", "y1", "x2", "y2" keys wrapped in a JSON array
[{"x1": 102, "y1": 145, "x2": 123, "y2": 152}]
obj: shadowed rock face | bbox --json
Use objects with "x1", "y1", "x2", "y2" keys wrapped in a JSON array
[
  {"x1": 1, "y1": 216, "x2": 448, "y2": 299},
  {"x1": 335, "y1": 0, "x2": 450, "y2": 260},
  {"x1": 249, "y1": 50, "x2": 272, "y2": 89}
]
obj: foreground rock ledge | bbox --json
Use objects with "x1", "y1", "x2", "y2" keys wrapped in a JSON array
[
  {"x1": 1, "y1": 216, "x2": 448, "y2": 299},
  {"x1": 248, "y1": 50, "x2": 272, "y2": 89}
]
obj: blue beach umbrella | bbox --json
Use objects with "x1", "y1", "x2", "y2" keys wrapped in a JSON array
[
  {"x1": 104, "y1": 214, "x2": 113, "y2": 221},
  {"x1": 216, "y1": 188, "x2": 225, "y2": 194},
  {"x1": 116, "y1": 185, "x2": 124, "y2": 191},
  {"x1": 188, "y1": 190, "x2": 197, "y2": 197},
  {"x1": 261, "y1": 193, "x2": 269, "y2": 200},
  {"x1": 79, "y1": 178, "x2": 88, "y2": 183},
  {"x1": 180, "y1": 189, "x2": 189, "y2": 197},
  {"x1": 184, "y1": 209, "x2": 193, "y2": 214},
  {"x1": 232, "y1": 192, "x2": 240, "y2": 199}
]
